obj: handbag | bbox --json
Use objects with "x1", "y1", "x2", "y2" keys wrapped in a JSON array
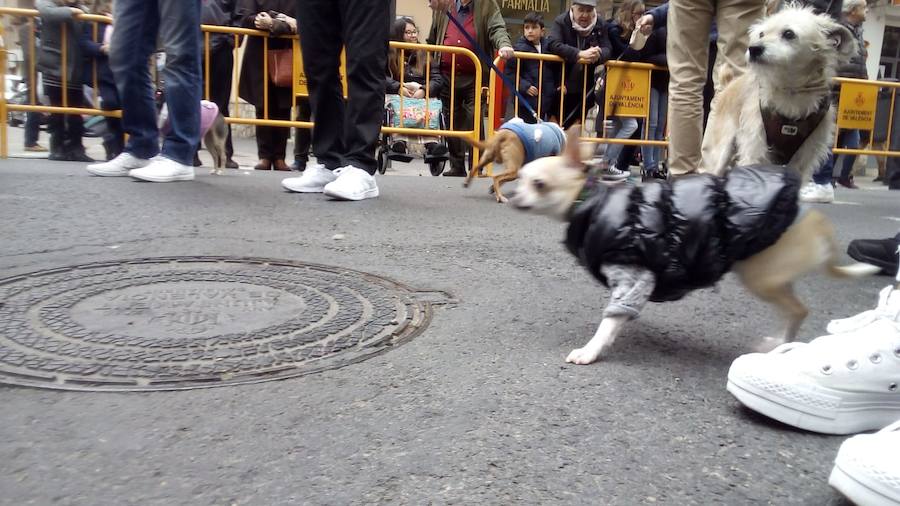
[
  {"x1": 267, "y1": 48, "x2": 293, "y2": 88},
  {"x1": 385, "y1": 94, "x2": 442, "y2": 130}
]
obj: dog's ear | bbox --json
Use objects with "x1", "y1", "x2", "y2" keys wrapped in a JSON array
[
  {"x1": 822, "y1": 19, "x2": 857, "y2": 58},
  {"x1": 563, "y1": 124, "x2": 587, "y2": 172}
]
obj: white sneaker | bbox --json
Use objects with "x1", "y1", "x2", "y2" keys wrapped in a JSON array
[
  {"x1": 829, "y1": 419, "x2": 900, "y2": 506},
  {"x1": 281, "y1": 163, "x2": 336, "y2": 193},
  {"x1": 726, "y1": 319, "x2": 900, "y2": 434},
  {"x1": 129, "y1": 157, "x2": 194, "y2": 182},
  {"x1": 86, "y1": 152, "x2": 151, "y2": 177},
  {"x1": 601, "y1": 164, "x2": 630, "y2": 182},
  {"x1": 828, "y1": 286, "x2": 900, "y2": 335},
  {"x1": 800, "y1": 182, "x2": 835, "y2": 203},
  {"x1": 322, "y1": 166, "x2": 379, "y2": 201}
]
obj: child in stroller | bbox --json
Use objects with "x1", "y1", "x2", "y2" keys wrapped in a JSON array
[{"x1": 380, "y1": 16, "x2": 449, "y2": 176}]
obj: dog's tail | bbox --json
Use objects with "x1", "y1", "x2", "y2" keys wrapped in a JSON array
[{"x1": 827, "y1": 262, "x2": 882, "y2": 278}]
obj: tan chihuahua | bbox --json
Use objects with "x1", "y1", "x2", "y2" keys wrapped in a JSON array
[{"x1": 511, "y1": 128, "x2": 879, "y2": 365}]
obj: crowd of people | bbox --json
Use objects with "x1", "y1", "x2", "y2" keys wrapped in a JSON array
[{"x1": 4, "y1": 0, "x2": 900, "y2": 502}]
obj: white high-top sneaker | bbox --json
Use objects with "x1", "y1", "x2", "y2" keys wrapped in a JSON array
[
  {"x1": 799, "y1": 182, "x2": 835, "y2": 203},
  {"x1": 828, "y1": 286, "x2": 900, "y2": 335},
  {"x1": 829, "y1": 419, "x2": 900, "y2": 506},
  {"x1": 726, "y1": 319, "x2": 900, "y2": 434},
  {"x1": 86, "y1": 152, "x2": 151, "y2": 177}
]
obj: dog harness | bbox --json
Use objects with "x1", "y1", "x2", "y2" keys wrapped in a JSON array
[
  {"x1": 761, "y1": 98, "x2": 830, "y2": 165},
  {"x1": 499, "y1": 119, "x2": 566, "y2": 163}
]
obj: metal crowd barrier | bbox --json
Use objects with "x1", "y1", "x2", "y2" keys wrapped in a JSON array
[
  {"x1": 3, "y1": 5, "x2": 899, "y2": 170},
  {"x1": 0, "y1": 8, "x2": 483, "y2": 163}
]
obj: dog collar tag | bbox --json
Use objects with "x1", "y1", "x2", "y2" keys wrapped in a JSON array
[{"x1": 781, "y1": 125, "x2": 798, "y2": 136}]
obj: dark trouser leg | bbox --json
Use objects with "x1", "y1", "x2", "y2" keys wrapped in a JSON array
[
  {"x1": 887, "y1": 98, "x2": 900, "y2": 190},
  {"x1": 109, "y1": 0, "x2": 161, "y2": 159},
  {"x1": 270, "y1": 103, "x2": 291, "y2": 162},
  {"x1": 838, "y1": 129, "x2": 860, "y2": 180},
  {"x1": 335, "y1": 0, "x2": 389, "y2": 174},
  {"x1": 297, "y1": 0, "x2": 345, "y2": 170},
  {"x1": 442, "y1": 74, "x2": 476, "y2": 173},
  {"x1": 157, "y1": 0, "x2": 202, "y2": 165},
  {"x1": 44, "y1": 85, "x2": 64, "y2": 156},
  {"x1": 255, "y1": 110, "x2": 276, "y2": 160},
  {"x1": 24, "y1": 107, "x2": 40, "y2": 147},
  {"x1": 100, "y1": 82, "x2": 124, "y2": 159},
  {"x1": 208, "y1": 44, "x2": 235, "y2": 159},
  {"x1": 63, "y1": 87, "x2": 86, "y2": 153},
  {"x1": 294, "y1": 97, "x2": 311, "y2": 163}
]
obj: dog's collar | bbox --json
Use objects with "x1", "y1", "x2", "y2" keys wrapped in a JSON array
[{"x1": 761, "y1": 96, "x2": 830, "y2": 165}]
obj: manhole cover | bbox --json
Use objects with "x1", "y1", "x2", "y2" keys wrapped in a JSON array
[{"x1": 0, "y1": 257, "x2": 451, "y2": 392}]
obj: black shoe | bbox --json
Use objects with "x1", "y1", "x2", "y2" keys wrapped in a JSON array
[
  {"x1": 442, "y1": 168, "x2": 467, "y2": 177},
  {"x1": 290, "y1": 159, "x2": 306, "y2": 171},
  {"x1": 848, "y1": 233, "x2": 900, "y2": 276},
  {"x1": 225, "y1": 158, "x2": 239, "y2": 169},
  {"x1": 48, "y1": 151, "x2": 68, "y2": 161},
  {"x1": 424, "y1": 142, "x2": 449, "y2": 160},
  {"x1": 66, "y1": 150, "x2": 95, "y2": 163},
  {"x1": 193, "y1": 154, "x2": 202, "y2": 167},
  {"x1": 390, "y1": 140, "x2": 407, "y2": 154}
]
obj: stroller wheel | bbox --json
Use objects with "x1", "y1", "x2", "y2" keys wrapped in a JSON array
[
  {"x1": 428, "y1": 159, "x2": 445, "y2": 177},
  {"x1": 377, "y1": 147, "x2": 389, "y2": 175}
]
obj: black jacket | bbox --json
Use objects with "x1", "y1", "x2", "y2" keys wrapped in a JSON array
[
  {"x1": 503, "y1": 35, "x2": 559, "y2": 121},
  {"x1": 202, "y1": 0, "x2": 240, "y2": 52},
  {"x1": 546, "y1": 11, "x2": 611, "y2": 94},
  {"x1": 565, "y1": 165, "x2": 801, "y2": 302},
  {"x1": 236, "y1": 0, "x2": 295, "y2": 110}
]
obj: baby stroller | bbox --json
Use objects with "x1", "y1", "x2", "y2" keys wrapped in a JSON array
[{"x1": 377, "y1": 95, "x2": 450, "y2": 176}]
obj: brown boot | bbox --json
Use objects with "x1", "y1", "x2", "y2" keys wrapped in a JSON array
[
  {"x1": 254, "y1": 158, "x2": 271, "y2": 171},
  {"x1": 273, "y1": 159, "x2": 291, "y2": 171}
]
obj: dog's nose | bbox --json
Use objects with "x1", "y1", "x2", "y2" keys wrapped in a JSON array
[{"x1": 748, "y1": 45, "x2": 764, "y2": 61}]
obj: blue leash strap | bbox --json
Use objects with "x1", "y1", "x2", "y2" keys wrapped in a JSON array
[{"x1": 445, "y1": 10, "x2": 539, "y2": 121}]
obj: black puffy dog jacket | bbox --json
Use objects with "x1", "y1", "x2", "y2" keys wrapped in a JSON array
[{"x1": 565, "y1": 165, "x2": 802, "y2": 302}]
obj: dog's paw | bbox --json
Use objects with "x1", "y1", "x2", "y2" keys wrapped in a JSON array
[
  {"x1": 497, "y1": 195, "x2": 508, "y2": 204},
  {"x1": 565, "y1": 347, "x2": 601, "y2": 365},
  {"x1": 754, "y1": 336, "x2": 786, "y2": 353}
]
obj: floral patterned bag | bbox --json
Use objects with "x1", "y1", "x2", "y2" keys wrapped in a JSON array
[{"x1": 385, "y1": 95, "x2": 442, "y2": 130}]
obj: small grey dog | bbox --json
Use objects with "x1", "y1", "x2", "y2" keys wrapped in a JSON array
[{"x1": 158, "y1": 100, "x2": 229, "y2": 174}]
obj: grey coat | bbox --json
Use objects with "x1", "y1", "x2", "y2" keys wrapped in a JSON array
[{"x1": 36, "y1": 0, "x2": 86, "y2": 89}]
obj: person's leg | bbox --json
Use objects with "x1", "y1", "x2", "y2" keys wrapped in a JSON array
[
  {"x1": 156, "y1": 0, "x2": 201, "y2": 165},
  {"x1": 293, "y1": 97, "x2": 311, "y2": 167},
  {"x1": 44, "y1": 85, "x2": 65, "y2": 159},
  {"x1": 297, "y1": 0, "x2": 345, "y2": 170},
  {"x1": 641, "y1": 87, "x2": 661, "y2": 173},
  {"x1": 100, "y1": 82, "x2": 124, "y2": 159},
  {"x1": 715, "y1": 0, "x2": 765, "y2": 87},
  {"x1": 666, "y1": 0, "x2": 714, "y2": 175},
  {"x1": 838, "y1": 129, "x2": 860, "y2": 181},
  {"x1": 63, "y1": 87, "x2": 90, "y2": 160},
  {"x1": 812, "y1": 153, "x2": 836, "y2": 185},
  {"x1": 605, "y1": 117, "x2": 638, "y2": 164},
  {"x1": 271, "y1": 102, "x2": 291, "y2": 169},
  {"x1": 208, "y1": 45, "x2": 235, "y2": 161},
  {"x1": 109, "y1": 0, "x2": 160, "y2": 160},
  {"x1": 24, "y1": 110, "x2": 41, "y2": 148},
  {"x1": 338, "y1": 0, "x2": 389, "y2": 174},
  {"x1": 254, "y1": 109, "x2": 275, "y2": 169},
  {"x1": 443, "y1": 75, "x2": 476, "y2": 175}
]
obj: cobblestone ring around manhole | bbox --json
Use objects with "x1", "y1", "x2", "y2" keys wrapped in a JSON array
[{"x1": 0, "y1": 257, "x2": 452, "y2": 392}]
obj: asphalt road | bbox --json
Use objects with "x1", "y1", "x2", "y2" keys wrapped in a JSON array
[{"x1": 0, "y1": 154, "x2": 897, "y2": 505}]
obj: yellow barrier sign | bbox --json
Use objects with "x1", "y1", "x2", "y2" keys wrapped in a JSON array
[
  {"x1": 604, "y1": 65, "x2": 650, "y2": 117},
  {"x1": 292, "y1": 39, "x2": 347, "y2": 98},
  {"x1": 837, "y1": 82, "x2": 878, "y2": 130}
]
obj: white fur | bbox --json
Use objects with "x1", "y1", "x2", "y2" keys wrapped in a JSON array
[{"x1": 701, "y1": 5, "x2": 857, "y2": 180}]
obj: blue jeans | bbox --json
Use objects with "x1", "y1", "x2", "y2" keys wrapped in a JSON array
[
  {"x1": 812, "y1": 129, "x2": 860, "y2": 185},
  {"x1": 603, "y1": 117, "x2": 639, "y2": 165},
  {"x1": 109, "y1": 0, "x2": 201, "y2": 165},
  {"x1": 640, "y1": 87, "x2": 668, "y2": 173}
]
